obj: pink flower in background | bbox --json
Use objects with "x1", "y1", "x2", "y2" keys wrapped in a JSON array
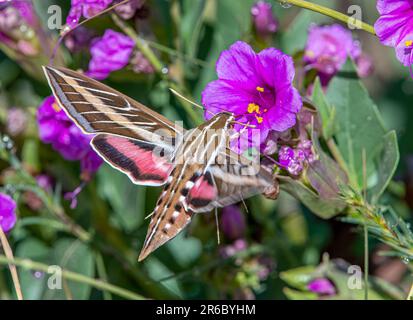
[
  {"x1": 37, "y1": 96, "x2": 102, "y2": 175},
  {"x1": 0, "y1": 193, "x2": 17, "y2": 233},
  {"x1": 0, "y1": 1, "x2": 38, "y2": 55},
  {"x1": 251, "y1": 1, "x2": 278, "y2": 38},
  {"x1": 64, "y1": 26, "x2": 96, "y2": 52},
  {"x1": 374, "y1": 0, "x2": 413, "y2": 70},
  {"x1": 87, "y1": 29, "x2": 135, "y2": 80},
  {"x1": 114, "y1": 0, "x2": 144, "y2": 19},
  {"x1": 131, "y1": 51, "x2": 155, "y2": 74},
  {"x1": 202, "y1": 41, "x2": 302, "y2": 152},
  {"x1": 221, "y1": 205, "x2": 246, "y2": 241},
  {"x1": 6, "y1": 107, "x2": 28, "y2": 136},
  {"x1": 66, "y1": 0, "x2": 113, "y2": 28},
  {"x1": 307, "y1": 278, "x2": 336, "y2": 296},
  {"x1": 304, "y1": 24, "x2": 372, "y2": 86}
]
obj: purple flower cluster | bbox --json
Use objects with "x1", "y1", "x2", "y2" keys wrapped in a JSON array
[
  {"x1": 304, "y1": 24, "x2": 372, "y2": 86},
  {"x1": 66, "y1": 0, "x2": 143, "y2": 28},
  {"x1": 66, "y1": 0, "x2": 113, "y2": 28},
  {"x1": 37, "y1": 96, "x2": 102, "y2": 177},
  {"x1": 0, "y1": 193, "x2": 17, "y2": 233},
  {"x1": 202, "y1": 41, "x2": 302, "y2": 153},
  {"x1": 278, "y1": 140, "x2": 314, "y2": 175},
  {"x1": 86, "y1": 29, "x2": 135, "y2": 80},
  {"x1": 374, "y1": 0, "x2": 413, "y2": 71},
  {"x1": 251, "y1": 1, "x2": 278, "y2": 38}
]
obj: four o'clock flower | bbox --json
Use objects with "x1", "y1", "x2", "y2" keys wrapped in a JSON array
[
  {"x1": 251, "y1": 1, "x2": 278, "y2": 38},
  {"x1": 304, "y1": 24, "x2": 372, "y2": 86},
  {"x1": 202, "y1": 41, "x2": 302, "y2": 153},
  {"x1": 86, "y1": 29, "x2": 135, "y2": 80},
  {"x1": 374, "y1": 0, "x2": 413, "y2": 72},
  {"x1": 0, "y1": 193, "x2": 17, "y2": 233}
]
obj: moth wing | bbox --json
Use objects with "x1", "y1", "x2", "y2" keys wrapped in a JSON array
[
  {"x1": 43, "y1": 66, "x2": 185, "y2": 153},
  {"x1": 92, "y1": 134, "x2": 174, "y2": 186}
]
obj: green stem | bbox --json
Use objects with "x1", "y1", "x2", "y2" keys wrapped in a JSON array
[
  {"x1": 279, "y1": 0, "x2": 376, "y2": 35},
  {"x1": 364, "y1": 224, "x2": 369, "y2": 300},
  {"x1": 0, "y1": 255, "x2": 145, "y2": 300}
]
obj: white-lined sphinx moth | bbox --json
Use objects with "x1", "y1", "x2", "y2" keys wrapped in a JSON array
[{"x1": 43, "y1": 66, "x2": 275, "y2": 261}]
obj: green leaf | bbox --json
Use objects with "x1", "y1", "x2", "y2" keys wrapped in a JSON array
[
  {"x1": 279, "y1": 177, "x2": 344, "y2": 219},
  {"x1": 180, "y1": 0, "x2": 206, "y2": 59},
  {"x1": 369, "y1": 131, "x2": 399, "y2": 203},
  {"x1": 97, "y1": 165, "x2": 146, "y2": 232},
  {"x1": 326, "y1": 60, "x2": 388, "y2": 190},
  {"x1": 283, "y1": 287, "x2": 318, "y2": 300},
  {"x1": 165, "y1": 233, "x2": 202, "y2": 268},
  {"x1": 311, "y1": 77, "x2": 336, "y2": 139},
  {"x1": 45, "y1": 239, "x2": 94, "y2": 300},
  {"x1": 15, "y1": 238, "x2": 49, "y2": 300},
  {"x1": 279, "y1": 265, "x2": 315, "y2": 290}
]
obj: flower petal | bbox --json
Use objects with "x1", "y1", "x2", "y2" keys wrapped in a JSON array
[
  {"x1": 216, "y1": 41, "x2": 259, "y2": 83},
  {"x1": 257, "y1": 47, "x2": 295, "y2": 89},
  {"x1": 201, "y1": 79, "x2": 253, "y2": 119}
]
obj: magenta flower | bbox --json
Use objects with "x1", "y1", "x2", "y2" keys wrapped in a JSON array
[
  {"x1": 0, "y1": 193, "x2": 17, "y2": 233},
  {"x1": 251, "y1": 1, "x2": 278, "y2": 38},
  {"x1": 86, "y1": 29, "x2": 135, "y2": 80},
  {"x1": 221, "y1": 205, "x2": 246, "y2": 241},
  {"x1": 304, "y1": 24, "x2": 370, "y2": 85},
  {"x1": 374, "y1": 0, "x2": 413, "y2": 70},
  {"x1": 37, "y1": 96, "x2": 102, "y2": 175},
  {"x1": 66, "y1": 0, "x2": 113, "y2": 28},
  {"x1": 307, "y1": 278, "x2": 336, "y2": 296},
  {"x1": 202, "y1": 41, "x2": 302, "y2": 152}
]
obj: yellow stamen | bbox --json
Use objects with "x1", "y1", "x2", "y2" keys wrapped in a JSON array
[
  {"x1": 256, "y1": 86, "x2": 264, "y2": 92},
  {"x1": 306, "y1": 50, "x2": 315, "y2": 58},
  {"x1": 256, "y1": 116, "x2": 263, "y2": 124},
  {"x1": 248, "y1": 103, "x2": 260, "y2": 114},
  {"x1": 52, "y1": 102, "x2": 61, "y2": 112},
  {"x1": 406, "y1": 40, "x2": 413, "y2": 47}
]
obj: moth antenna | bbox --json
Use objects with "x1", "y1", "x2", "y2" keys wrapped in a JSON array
[
  {"x1": 215, "y1": 208, "x2": 221, "y2": 245},
  {"x1": 49, "y1": 0, "x2": 132, "y2": 66},
  {"x1": 240, "y1": 197, "x2": 249, "y2": 214},
  {"x1": 145, "y1": 212, "x2": 154, "y2": 220},
  {"x1": 231, "y1": 121, "x2": 255, "y2": 129},
  {"x1": 169, "y1": 88, "x2": 209, "y2": 110}
]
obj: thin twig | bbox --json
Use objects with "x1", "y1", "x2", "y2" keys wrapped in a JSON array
[
  {"x1": 0, "y1": 227, "x2": 23, "y2": 300},
  {"x1": 0, "y1": 255, "x2": 145, "y2": 300},
  {"x1": 362, "y1": 148, "x2": 369, "y2": 300}
]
